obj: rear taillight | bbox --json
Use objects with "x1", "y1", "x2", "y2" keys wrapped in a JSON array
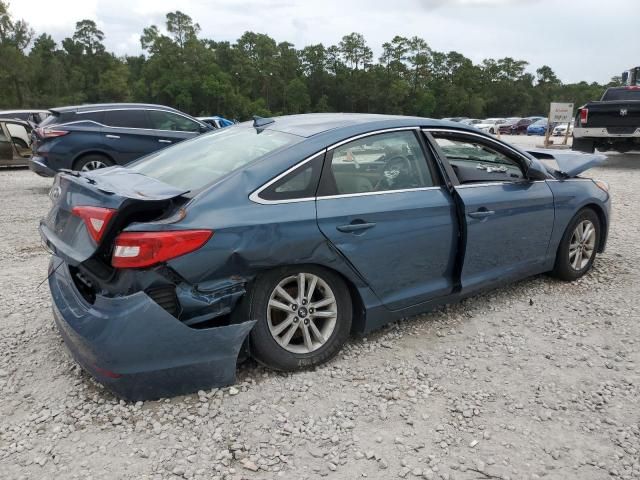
[
  {"x1": 112, "y1": 230, "x2": 213, "y2": 269},
  {"x1": 71, "y1": 206, "x2": 116, "y2": 243},
  {"x1": 36, "y1": 127, "x2": 69, "y2": 138},
  {"x1": 579, "y1": 108, "x2": 588, "y2": 125}
]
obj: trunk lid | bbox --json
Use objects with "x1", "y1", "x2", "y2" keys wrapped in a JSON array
[
  {"x1": 40, "y1": 166, "x2": 188, "y2": 266},
  {"x1": 526, "y1": 149, "x2": 607, "y2": 178}
]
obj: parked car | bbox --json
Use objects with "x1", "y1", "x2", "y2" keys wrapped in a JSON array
[
  {"x1": 510, "y1": 117, "x2": 543, "y2": 135},
  {"x1": 40, "y1": 113, "x2": 611, "y2": 400},
  {"x1": 553, "y1": 123, "x2": 574, "y2": 137},
  {"x1": 572, "y1": 86, "x2": 640, "y2": 153},
  {"x1": 475, "y1": 118, "x2": 507, "y2": 134},
  {"x1": 29, "y1": 103, "x2": 212, "y2": 177},
  {"x1": 0, "y1": 109, "x2": 50, "y2": 125},
  {"x1": 459, "y1": 118, "x2": 482, "y2": 127},
  {"x1": 527, "y1": 119, "x2": 555, "y2": 136},
  {"x1": 0, "y1": 118, "x2": 33, "y2": 167},
  {"x1": 498, "y1": 118, "x2": 521, "y2": 134},
  {"x1": 197, "y1": 116, "x2": 235, "y2": 129}
]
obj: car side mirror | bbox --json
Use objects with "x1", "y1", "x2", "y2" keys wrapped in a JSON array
[{"x1": 525, "y1": 162, "x2": 549, "y2": 181}]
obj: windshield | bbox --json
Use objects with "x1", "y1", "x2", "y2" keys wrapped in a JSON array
[
  {"x1": 129, "y1": 126, "x2": 302, "y2": 190},
  {"x1": 531, "y1": 119, "x2": 547, "y2": 126}
]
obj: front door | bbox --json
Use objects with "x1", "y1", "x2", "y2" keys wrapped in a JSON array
[
  {"x1": 316, "y1": 129, "x2": 458, "y2": 310},
  {"x1": 428, "y1": 130, "x2": 555, "y2": 291},
  {"x1": 0, "y1": 123, "x2": 15, "y2": 165}
]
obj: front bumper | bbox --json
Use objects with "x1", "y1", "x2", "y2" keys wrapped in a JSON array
[
  {"x1": 48, "y1": 256, "x2": 255, "y2": 401},
  {"x1": 29, "y1": 156, "x2": 56, "y2": 177}
]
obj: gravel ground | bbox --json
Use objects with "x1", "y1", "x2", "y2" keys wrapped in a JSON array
[{"x1": 1, "y1": 141, "x2": 639, "y2": 480}]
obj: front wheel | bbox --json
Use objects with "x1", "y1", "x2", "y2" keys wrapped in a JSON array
[
  {"x1": 551, "y1": 209, "x2": 600, "y2": 281},
  {"x1": 248, "y1": 266, "x2": 352, "y2": 371}
]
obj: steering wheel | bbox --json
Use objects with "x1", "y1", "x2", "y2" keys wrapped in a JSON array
[{"x1": 375, "y1": 155, "x2": 414, "y2": 190}]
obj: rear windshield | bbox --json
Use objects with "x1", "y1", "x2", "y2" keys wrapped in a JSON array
[
  {"x1": 601, "y1": 88, "x2": 640, "y2": 101},
  {"x1": 129, "y1": 126, "x2": 302, "y2": 190}
]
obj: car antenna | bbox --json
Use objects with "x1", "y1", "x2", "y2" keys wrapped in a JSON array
[{"x1": 253, "y1": 115, "x2": 275, "y2": 130}]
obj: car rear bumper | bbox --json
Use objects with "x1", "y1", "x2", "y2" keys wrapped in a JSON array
[
  {"x1": 48, "y1": 256, "x2": 255, "y2": 401},
  {"x1": 29, "y1": 156, "x2": 56, "y2": 177},
  {"x1": 573, "y1": 127, "x2": 640, "y2": 138}
]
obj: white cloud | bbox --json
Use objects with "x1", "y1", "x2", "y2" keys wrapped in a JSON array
[{"x1": 8, "y1": 0, "x2": 638, "y2": 83}]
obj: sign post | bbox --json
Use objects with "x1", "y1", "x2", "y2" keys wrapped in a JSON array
[{"x1": 545, "y1": 102, "x2": 574, "y2": 148}]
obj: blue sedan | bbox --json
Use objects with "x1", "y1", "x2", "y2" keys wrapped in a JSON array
[{"x1": 40, "y1": 114, "x2": 611, "y2": 400}]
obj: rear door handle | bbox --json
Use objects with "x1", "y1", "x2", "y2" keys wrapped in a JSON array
[
  {"x1": 336, "y1": 222, "x2": 376, "y2": 233},
  {"x1": 158, "y1": 139, "x2": 172, "y2": 144},
  {"x1": 105, "y1": 134, "x2": 120, "y2": 139},
  {"x1": 468, "y1": 209, "x2": 495, "y2": 219}
]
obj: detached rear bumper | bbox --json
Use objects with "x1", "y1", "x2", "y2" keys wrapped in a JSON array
[
  {"x1": 48, "y1": 256, "x2": 255, "y2": 401},
  {"x1": 29, "y1": 156, "x2": 56, "y2": 177}
]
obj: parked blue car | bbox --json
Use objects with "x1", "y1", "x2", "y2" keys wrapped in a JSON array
[
  {"x1": 527, "y1": 118, "x2": 555, "y2": 136},
  {"x1": 197, "y1": 115, "x2": 235, "y2": 129},
  {"x1": 40, "y1": 114, "x2": 611, "y2": 400}
]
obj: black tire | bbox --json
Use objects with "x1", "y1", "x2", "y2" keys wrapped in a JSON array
[
  {"x1": 551, "y1": 208, "x2": 600, "y2": 281},
  {"x1": 248, "y1": 265, "x2": 352, "y2": 371},
  {"x1": 74, "y1": 154, "x2": 114, "y2": 172},
  {"x1": 11, "y1": 137, "x2": 28, "y2": 149}
]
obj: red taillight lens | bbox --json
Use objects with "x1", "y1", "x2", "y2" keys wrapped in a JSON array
[
  {"x1": 71, "y1": 206, "x2": 116, "y2": 243},
  {"x1": 36, "y1": 127, "x2": 69, "y2": 138},
  {"x1": 579, "y1": 108, "x2": 588, "y2": 125},
  {"x1": 112, "y1": 230, "x2": 213, "y2": 269}
]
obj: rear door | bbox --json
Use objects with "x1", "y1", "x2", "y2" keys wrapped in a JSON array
[
  {"x1": 0, "y1": 123, "x2": 14, "y2": 164},
  {"x1": 316, "y1": 129, "x2": 458, "y2": 310},
  {"x1": 102, "y1": 109, "x2": 162, "y2": 163},
  {"x1": 427, "y1": 129, "x2": 554, "y2": 291}
]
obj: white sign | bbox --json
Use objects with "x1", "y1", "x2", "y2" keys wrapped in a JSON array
[{"x1": 549, "y1": 102, "x2": 574, "y2": 123}]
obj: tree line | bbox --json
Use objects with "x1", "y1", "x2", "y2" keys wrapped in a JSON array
[{"x1": 0, "y1": 3, "x2": 614, "y2": 120}]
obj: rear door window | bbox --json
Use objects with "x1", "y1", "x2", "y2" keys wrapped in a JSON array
[
  {"x1": 103, "y1": 110, "x2": 148, "y2": 129},
  {"x1": 148, "y1": 110, "x2": 201, "y2": 132}
]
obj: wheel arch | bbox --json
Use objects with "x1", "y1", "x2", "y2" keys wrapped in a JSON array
[{"x1": 581, "y1": 202, "x2": 608, "y2": 253}]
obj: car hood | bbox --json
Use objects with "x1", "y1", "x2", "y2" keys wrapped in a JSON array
[{"x1": 525, "y1": 149, "x2": 606, "y2": 177}]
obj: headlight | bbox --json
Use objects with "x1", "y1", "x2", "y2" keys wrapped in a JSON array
[{"x1": 594, "y1": 180, "x2": 609, "y2": 193}]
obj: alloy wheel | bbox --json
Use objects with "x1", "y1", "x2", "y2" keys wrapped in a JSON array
[
  {"x1": 81, "y1": 160, "x2": 108, "y2": 171},
  {"x1": 267, "y1": 273, "x2": 338, "y2": 354},
  {"x1": 569, "y1": 220, "x2": 596, "y2": 270}
]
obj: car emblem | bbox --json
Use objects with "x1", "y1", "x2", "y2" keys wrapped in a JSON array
[
  {"x1": 49, "y1": 185, "x2": 62, "y2": 202},
  {"x1": 620, "y1": 109, "x2": 628, "y2": 116}
]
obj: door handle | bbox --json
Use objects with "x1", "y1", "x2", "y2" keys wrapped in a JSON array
[
  {"x1": 336, "y1": 222, "x2": 376, "y2": 233},
  {"x1": 105, "y1": 134, "x2": 120, "y2": 139},
  {"x1": 158, "y1": 139, "x2": 172, "y2": 143},
  {"x1": 468, "y1": 209, "x2": 495, "y2": 219}
]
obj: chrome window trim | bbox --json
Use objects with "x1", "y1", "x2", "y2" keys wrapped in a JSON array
[
  {"x1": 454, "y1": 180, "x2": 547, "y2": 189},
  {"x1": 249, "y1": 150, "x2": 326, "y2": 205},
  {"x1": 73, "y1": 107, "x2": 207, "y2": 132},
  {"x1": 250, "y1": 126, "x2": 437, "y2": 205},
  {"x1": 317, "y1": 186, "x2": 443, "y2": 200}
]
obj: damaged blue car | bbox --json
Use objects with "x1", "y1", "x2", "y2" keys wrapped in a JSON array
[{"x1": 40, "y1": 114, "x2": 611, "y2": 400}]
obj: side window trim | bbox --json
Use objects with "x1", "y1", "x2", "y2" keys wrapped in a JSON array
[{"x1": 250, "y1": 150, "x2": 327, "y2": 205}]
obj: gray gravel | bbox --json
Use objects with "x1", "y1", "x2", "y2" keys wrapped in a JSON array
[{"x1": 1, "y1": 148, "x2": 639, "y2": 480}]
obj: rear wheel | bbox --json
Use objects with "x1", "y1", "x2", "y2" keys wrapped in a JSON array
[
  {"x1": 74, "y1": 154, "x2": 114, "y2": 172},
  {"x1": 551, "y1": 209, "x2": 600, "y2": 281},
  {"x1": 248, "y1": 266, "x2": 352, "y2": 371}
]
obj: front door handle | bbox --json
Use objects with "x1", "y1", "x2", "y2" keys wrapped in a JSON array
[
  {"x1": 105, "y1": 134, "x2": 120, "y2": 139},
  {"x1": 336, "y1": 222, "x2": 376, "y2": 233},
  {"x1": 468, "y1": 209, "x2": 495, "y2": 219},
  {"x1": 158, "y1": 139, "x2": 172, "y2": 144}
]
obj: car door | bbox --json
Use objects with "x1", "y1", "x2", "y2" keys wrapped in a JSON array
[
  {"x1": 316, "y1": 129, "x2": 459, "y2": 310},
  {"x1": 0, "y1": 123, "x2": 14, "y2": 165},
  {"x1": 102, "y1": 109, "x2": 162, "y2": 163},
  {"x1": 427, "y1": 129, "x2": 554, "y2": 292},
  {"x1": 146, "y1": 110, "x2": 204, "y2": 146}
]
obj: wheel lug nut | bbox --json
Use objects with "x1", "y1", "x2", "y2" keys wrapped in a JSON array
[
  {"x1": 293, "y1": 317, "x2": 299, "y2": 323},
  {"x1": 302, "y1": 299, "x2": 307, "y2": 305},
  {"x1": 304, "y1": 319, "x2": 309, "y2": 325},
  {"x1": 309, "y1": 308, "x2": 314, "y2": 313},
  {"x1": 292, "y1": 305, "x2": 297, "y2": 311}
]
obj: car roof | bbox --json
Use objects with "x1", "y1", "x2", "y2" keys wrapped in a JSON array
[
  {"x1": 0, "y1": 118, "x2": 33, "y2": 126},
  {"x1": 50, "y1": 103, "x2": 183, "y2": 114},
  {"x1": 250, "y1": 113, "x2": 477, "y2": 138}
]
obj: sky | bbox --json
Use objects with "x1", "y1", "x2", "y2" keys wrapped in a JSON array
[{"x1": 9, "y1": 0, "x2": 639, "y2": 84}]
